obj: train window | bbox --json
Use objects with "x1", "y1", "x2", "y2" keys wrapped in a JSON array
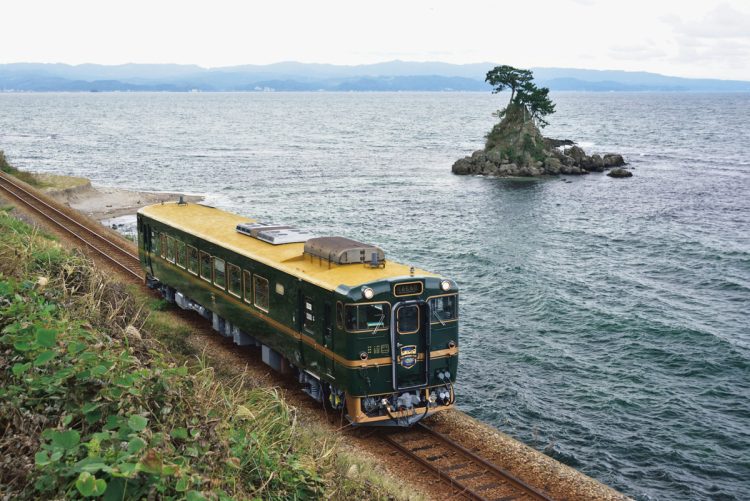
[
  {"x1": 243, "y1": 270, "x2": 252, "y2": 303},
  {"x1": 200, "y1": 251, "x2": 212, "y2": 281},
  {"x1": 254, "y1": 275, "x2": 269, "y2": 312},
  {"x1": 336, "y1": 302, "x2": 344, "y2": 330},
  {"x1": 429, "y1": 295, "x2": 458, "y2": 323},
  {"x1": 227, "y1": 264, "x2": 241, "y2": 297},
  {"x1": 166, "y1": 237, "x2": 175, "y2": 263},
  {"x1": 213, "y1": 257, "x2": 226, "y2": 289},
  {"x1": 160, "y1": 235, "x2": 167, "y2": 258},
  {"x1": 152, "y1": 230, "x2": 160, "y2": 254},
  {"x1": 187, "y1": 246, "x2": 199, "y2": 275},
  {"x1": 303, "y1": 297, "x2": 315, "y2": 332},
  {"x1": 345, "y1": 303, "x2": 390, "y2": 332},
  {"x1": 176, "y1": 241, "x2": 186, "y2": 268},
  {"x1": 396, "y1": 305, "x2": 419, "y2": 335}
]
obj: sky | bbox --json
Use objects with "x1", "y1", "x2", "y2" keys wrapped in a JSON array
[{"x1": 2, "y1": 0, "x2": 750, "y2": 80}]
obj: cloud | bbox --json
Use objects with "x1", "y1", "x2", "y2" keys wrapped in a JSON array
[
  {"x1": 657, "y1": 3, "x2": 750, "y2": 77},
  {"x1": 609, "y1": 44, "x2": 668, "y2": 61},
  {"x1": 666, "y1": 4, "x2": 750, "y2": 39},
  {"x1": 672, "y1": 37, "x2": 750, "y2": 66}
]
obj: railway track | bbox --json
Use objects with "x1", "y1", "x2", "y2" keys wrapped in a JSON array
[
  {"x1": 0, "y1": 171, "x2": 143, "y2": 281},
  {"x1": 1, "y1": 170, "x2": 558, "y2": 500},
  {"x1": 382, "y1": 422, "x2": 554, "y2": 501}
]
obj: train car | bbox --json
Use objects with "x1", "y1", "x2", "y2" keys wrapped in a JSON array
[{"x1": 136, "y1": 200, "x2": 458, "y2": 426}]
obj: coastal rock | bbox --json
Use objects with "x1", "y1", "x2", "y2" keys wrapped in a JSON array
[
  {"x1": 544, "y1": 157, "x2": 562, "y2": 174},
  {"x1": 451, "y1": 103, "x2": 627, "y2": 178},
  {"x1": 451, "y1": 158, "x2": 473, "y2": 175},
  {"x1": 564, "y1": 146, "x2": 587, "y2": 164},
  {"x1": 603, "y1": 154, "x2": 625, "y2": 167},
  {"x1": 607, "y1": 168, "x2": 633, "y2": 178},
  {"x1": 544, "y1": 138, "x2": 576, "y2": 149}
]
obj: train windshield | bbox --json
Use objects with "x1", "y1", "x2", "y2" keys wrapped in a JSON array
[
  {"x1": 429, "y1": 295, "x2": 458, "y2": 322},
  {"x1": 345, "y1": 303, "x2": 390, "y2": 332}
]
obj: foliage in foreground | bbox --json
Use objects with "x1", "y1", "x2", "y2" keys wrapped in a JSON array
[{"x1": 0, "y1": 211, "x2": 392, "y2": 500}]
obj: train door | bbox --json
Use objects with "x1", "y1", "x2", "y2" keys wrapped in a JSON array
[
  {"x1": 322, "y1": 303, "x2": 333, "y2": 377},
  {"x1": 299, "y1": 285, "x2": 324, "y2": 375},
  {"x1": 391, "y1": 300, "x2": 431, "y2": 391},
  {"x1": 138, "y1": 217, "x2": 152, "y2": 271}
]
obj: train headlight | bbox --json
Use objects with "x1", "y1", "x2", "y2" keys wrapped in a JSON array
[
  {"x1": 362, "y1": 287, "x2": 374, "y2": 300},
  {"x1": 440, "y1": 280, "x2": 451, "y2": 291}
]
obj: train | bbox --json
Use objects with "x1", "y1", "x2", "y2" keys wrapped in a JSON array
[{"x1": 136, "y1": 200, "x2": 458, "y2": 426}]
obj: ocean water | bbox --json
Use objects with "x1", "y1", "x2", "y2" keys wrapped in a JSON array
[{"x1": 1, "y1": 91, "x2": 748, "y2": 500}]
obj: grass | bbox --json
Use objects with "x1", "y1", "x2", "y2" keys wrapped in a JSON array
[{"x1": 0, "y1": 211, "x2": 406, "y2": 500}]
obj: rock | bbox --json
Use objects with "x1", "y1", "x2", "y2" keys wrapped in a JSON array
[
  {"x1": 603, "y1": 154, "x2": 625, "y2": 167},
  {"x1": 607, "y1": 168, "x2": 633, "y2": 178},
  {"x1": 561, "y1": 155, "x2": 575, "y2": 166},
  {"x1": 452, "y1": 158, "x2": 473, "y2": 175},
  {"x1": 564, "y1": 146, "x2": 587, "y2": 164},
  {"x1": 561, "y1": 165, "x2": 583, "y2": 175},
  {"x1": 583, "y1": 154, "x2": 605, "y2": 172},
  {"x1": 544, "y1": 138, "x2": 576, "y2": 148},
  {"x1": 544, "y1": 157, "x2": 562, "y2": 174},
  {"x1": 486, "y1": 148, "x2": 504, "y2": 164},
  {"x1": 451, "y1": 104, "x2": 626, "y2": 178}
]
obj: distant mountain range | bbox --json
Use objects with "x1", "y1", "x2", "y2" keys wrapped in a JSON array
[{"x1": 1, "y1": 61, "x2": 749, "y2": 92}]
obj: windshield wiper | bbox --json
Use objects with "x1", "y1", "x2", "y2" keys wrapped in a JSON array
[{"x1": 432, "y1": 309, "x2": 445, "y2": 327}]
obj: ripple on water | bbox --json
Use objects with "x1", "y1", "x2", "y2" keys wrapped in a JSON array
[{"x1": 1, "y1": 91, "x2": 749, "y2": 501}]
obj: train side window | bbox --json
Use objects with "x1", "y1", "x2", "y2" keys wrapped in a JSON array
[
  {"x1": 429, "y1": 295, "x2": 458, "y2": 322},
  {"x1": 176, "y1": 241, "x2": 186, "y2": 268},
  {"x1": 152, "y1": 230, "x2": 160, "y2": 254},
  {"x1": 160, "y1": 235, "x2": 167, "y2": 258},
  {"x1": 213, "y1": 257, "x2": 226, "y2": 289},
  {"x1": 199, "y1": 251, "x2": 212, "y2": 281},
  {"x1": 253, "y1": 275, "x2": 269, "y2": 312},
  {"x1": 243, "y1": 270, "x2": 252, "y2": 303},
  {"x1": 227, "y1": 264, "x2": 241, "y2": 297},
  {"x1": 345, "y1": 303, "x2": 390, "y2": 332},
  {"x1": 187, "y1": 246, "x2": 199, "y2": 275},
  {"x1": 303, "y1": 297, "x2": 315, "y2": 332},
  {"x1": 336, "y1": 302, "x2": 344, "y2": 330},
  {"x1": 166, "y1": 236, "x2": 175, "y2": 263}
]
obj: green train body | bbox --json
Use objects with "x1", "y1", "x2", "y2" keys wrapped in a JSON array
[{"x1": 136, "y1": 201, "x2": 458, "y2": 426}]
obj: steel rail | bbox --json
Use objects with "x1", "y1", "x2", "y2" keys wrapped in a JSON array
[
  {"x1": 0, "y1": 172, "x2": 143, "y2": 281},
  {"x1": 382, "y1": 422, "x2": 554, "y2": 501}
]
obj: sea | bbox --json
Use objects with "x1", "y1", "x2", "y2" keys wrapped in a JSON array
[{"x1": 1, "y1": 91, "x2": 748, "y2": 500}]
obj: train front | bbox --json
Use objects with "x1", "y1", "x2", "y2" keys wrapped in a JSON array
[{"x1": 337, "y1": 276, "x2": 459, "y2": 426}]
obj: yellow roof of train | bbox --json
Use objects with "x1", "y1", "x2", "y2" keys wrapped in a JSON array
[{"x1": 138, "y1": 202, "x2": 437, "y2": 291}]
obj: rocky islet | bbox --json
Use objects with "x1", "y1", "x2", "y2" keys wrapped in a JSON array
[{"x1": 452, "y1": 104, "x2": 629, "y2": 178}]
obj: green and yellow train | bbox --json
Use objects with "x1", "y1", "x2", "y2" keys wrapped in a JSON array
[{"x1": 136, "y1": 201, "x2": 458, "y2": 426}]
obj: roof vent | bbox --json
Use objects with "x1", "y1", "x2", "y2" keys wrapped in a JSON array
[
  {"x1": 236, "y1": 222, "x2": 315, "y2": 245},
  {"x1": 304, "y1": 237, "x2": 385, "y2": 265}
]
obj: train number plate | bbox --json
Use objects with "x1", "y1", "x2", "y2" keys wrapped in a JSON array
[{"x1": 394, "y1": 282, "x2": 423, "y2": 296}]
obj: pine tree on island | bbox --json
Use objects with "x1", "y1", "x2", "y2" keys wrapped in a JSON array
[{"x1": 451, "y1": 65, "x2": 628, "y2": 178}]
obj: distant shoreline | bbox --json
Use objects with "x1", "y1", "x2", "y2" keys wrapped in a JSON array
[{"x1": 3, "y1": 61, "x2": 749, "y2": 92}]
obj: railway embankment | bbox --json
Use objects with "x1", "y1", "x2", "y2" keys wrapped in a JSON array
[
  {"x1": 0, "y1": 208, "x2": 408, "y2": 499},
  {"x1": 0, "y1": 161, "x2": 631, "y2": 500}
]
